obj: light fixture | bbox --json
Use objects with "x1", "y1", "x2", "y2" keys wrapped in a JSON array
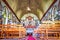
[{"x1": 27, "y1": 7, "x2": 31, "y2": 11}]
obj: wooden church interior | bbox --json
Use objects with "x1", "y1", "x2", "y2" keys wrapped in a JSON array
[{"x1": 0, "y1": 0, "x2": 60, "y2": 40}]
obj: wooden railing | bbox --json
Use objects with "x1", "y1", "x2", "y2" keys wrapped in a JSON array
[
  {"x1": 0, "y1": 24, "x2": 60, "y2": 40},
  {"x1": 41, "y1": 29, "x2": 59, "y2": 40},
  {"x1": 34, "y1": 23, "x2": 60, "y2": 40},
  {"x1": 0, "y1": 24, "x2": 26, "y2": 38}
]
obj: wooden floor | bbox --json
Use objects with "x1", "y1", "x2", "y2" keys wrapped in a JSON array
[{"x1": 0, "y1": 37, "x2": 60, "y2": 40}]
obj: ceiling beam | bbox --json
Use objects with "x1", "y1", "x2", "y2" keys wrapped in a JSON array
[
  {"x1": 2, "y1": 0, "x2": 20, "y2": 22},
  {"x1": 41, "y1": 0, "x2": 57, "y2": 21}
]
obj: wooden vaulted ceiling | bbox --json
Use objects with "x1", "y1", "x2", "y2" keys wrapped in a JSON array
[{"x1": 2, "y1": 0, "x2": 57, "y2": 22}]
